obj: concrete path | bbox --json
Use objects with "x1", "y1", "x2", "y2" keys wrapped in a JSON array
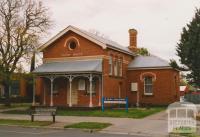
[{"x1": 0, "y1": 110, "x2": 169, "y2": 137}]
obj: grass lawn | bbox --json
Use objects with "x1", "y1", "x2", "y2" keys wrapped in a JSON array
[
  {"x1": 64, "y1": 122, "x2": 111, "y2": 130},
  {"x1": 170, "y1": 133, "x2": 200, "y2": 137},
  {"x1": 58, "y1": 107, "x2": 165, "y2": 118},
  {"x1": 0, "y1": 103, "x2": 31, "y2": 109},
  {"x1": 0, "y1": 119, "x2": 52, "y2": 127},
  {"x1": 2, "y1": 107, "x2": 165, "y2": 118}
]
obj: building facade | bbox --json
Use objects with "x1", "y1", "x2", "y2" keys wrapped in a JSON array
[{"x1": 34, "y1": 25, "x2": 180, "y2": 107}]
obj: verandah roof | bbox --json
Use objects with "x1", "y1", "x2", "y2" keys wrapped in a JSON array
[{"x1": 33, "y1": 59, "x2": 102, "y2": 74}]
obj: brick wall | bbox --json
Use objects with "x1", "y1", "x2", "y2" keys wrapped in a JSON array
[
  {"x1": 35, "y1": 30, "x2": 180, "y2": 107},
  {"x1": 127, "y1": 69, "x2": 180, "y2": 106}
]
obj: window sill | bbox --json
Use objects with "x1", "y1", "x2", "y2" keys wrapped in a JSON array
[{"x1": 143, "y1": 93, "x2": 154, "y2": 97}]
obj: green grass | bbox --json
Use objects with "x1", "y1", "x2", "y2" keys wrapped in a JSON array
[
  {"x1": 1, "y1": 109, "x2": 30, "y2": 114},
  {"x1": 0, "y1": 119, "x2": 52, "y2": 127},
  {"x1": 170, "y1": 133, "x2": 200, "y2": 137},
  {"x1": 0, "y1": 103, "x2": 31, "y2": 109},
  {"x1": 58, "y1": 107, "x2": 165, "y2": 118},
  {"x1": 2, "y1": 107, "x2": 165, "y2": 118},
  {"x1": 64, "y1": 122, "x2": 111, "y2": 130}
]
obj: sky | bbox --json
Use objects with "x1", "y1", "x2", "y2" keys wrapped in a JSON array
[{"x1": 42, "y1": 0, "x2": 200, "y2": 62}]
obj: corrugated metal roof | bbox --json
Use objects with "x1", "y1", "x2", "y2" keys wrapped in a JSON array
[
  {"x1": 33, "y1": 59, "x2": 102, "y2": 73},
  {"x1": 128, "y1": 55, "x2": 171, "y2": 69},
  {"x1": 77, "y1": 26, "x2": 134, "y2": 54}
]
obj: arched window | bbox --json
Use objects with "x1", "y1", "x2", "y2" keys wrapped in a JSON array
[{"x1": 144, "y1": 76, "x2": 153, "y2": 95}]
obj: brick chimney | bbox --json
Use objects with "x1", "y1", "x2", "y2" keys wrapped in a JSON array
[{"x1": 128, "y1": 29, "x2": 137, "y2": 52}]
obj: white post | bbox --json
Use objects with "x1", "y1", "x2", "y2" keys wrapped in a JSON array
[
  {"x1": 50, "y1": 77, "x2": 54, "y2": 106},
  {"x1": 98, "y1": 78, "x2": 101, "y2": 106},
  {"x1": 69, "y1": 76, "x2": 72, "y2": 107},
  {"x1": 89, "y1": 74, "x2": 93, "y2": 107},
  {"x1": 32, "y1": 77, "x2": 36, "y2": 106}
]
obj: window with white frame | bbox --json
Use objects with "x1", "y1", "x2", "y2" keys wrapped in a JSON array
[
  {"x1": 109, "y1": 56, "x2": 113, "y2": 75},
  {"x1": 118, "y1": 58, "x2": 123, "y2": 76},
  {"x1": 114, "y1": 59, "x2": 118, "y2": 76},
  {"x1": 78, "y1": 79, "x2": 86, "y2": 90},
  {"x1": 144, "y1": 76, "x2": 153, "y2": 95}
]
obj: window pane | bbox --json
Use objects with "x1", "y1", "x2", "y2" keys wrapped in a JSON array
[
  {"x1": 109, "y1": 56, "x2": 112, "y2": 75},
  {"x1": 144, "y1": 77, "x2": 153, "y2": 94},
  {"x1": 78, "y1": 79, "x2": 85, "y2": 90},
  {"x1": 145, "y1": 77, "x2": 152, "y2": 84},
  {"x1": 53, "y1": 80, "x2": 59, "y2": 94},
  {"x1": 145, "y1": 85, "x2": 152, "y2": 93}
]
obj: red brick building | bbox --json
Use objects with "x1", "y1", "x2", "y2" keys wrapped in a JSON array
[{"x1": 33, "y1": 25, "x2": 180, "y2": 107}]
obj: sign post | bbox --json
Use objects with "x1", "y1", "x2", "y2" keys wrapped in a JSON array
[{"x1": 101, "y1": 97, "x2": 128, "y2": 112}]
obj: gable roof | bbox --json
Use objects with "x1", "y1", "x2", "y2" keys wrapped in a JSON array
[
  {"x1": 128, "y1": 55, "x2": 172, "y2": 70},
  {"x1": 39, "y1": 25, "x2": 135, "y2": 56}
]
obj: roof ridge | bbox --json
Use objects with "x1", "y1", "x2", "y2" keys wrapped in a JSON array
[
  {"x1": 75, "y1": 26, "x2": 129, "y2": 50},
  {"x1": 64, "y1": 26, "x2": 136, "y2": 55},
  {"x1": 70, "y1": 25, "x2": 107, "y2": 45}
]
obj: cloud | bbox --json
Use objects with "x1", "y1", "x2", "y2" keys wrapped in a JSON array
[{"x1": 42, "y1": 0, "x2": 200, "y2": 61}]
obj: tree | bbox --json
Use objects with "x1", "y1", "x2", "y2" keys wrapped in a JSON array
[
  {"x1": 176, "y1": 8, "x2": 200, "y2": 87},
  {"x1": 169, "y1": 59, "x2": 180, "y2": 70},
  {"x1": 30, "y1": 52, "x2": 35, "y2": 72},
  {"x1": 0, "y1": 0, "x2": 51, "y2": 106},
  {"x1": 137, "y1": 48, "x2": 150, "y2": 56}
]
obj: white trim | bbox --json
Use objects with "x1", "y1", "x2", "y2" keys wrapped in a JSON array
[
  {"x1": 144, "y1": 93, "x2": 153, "y2": 96},
  {"x1": 39, "y1": 25, "x2": 107, "y2": 51}
]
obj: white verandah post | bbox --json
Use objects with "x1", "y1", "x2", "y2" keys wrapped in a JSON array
[
  {"x1": 89, "y1": 74, "x2": 93, "y2": 107},
  {"x1": 98, "y1": 77, "x2": 101, "y2": 106},
  {"x1": 69, "y1": 75, "x2": 72, "y2": 107},
  {"x1": 50, "y1": 77, "x2": 54, "y2": 107}
]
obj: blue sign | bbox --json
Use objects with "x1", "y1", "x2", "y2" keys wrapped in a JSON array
[{"x1": 102, "y1": 97, "x2": 128, "y2": 112}]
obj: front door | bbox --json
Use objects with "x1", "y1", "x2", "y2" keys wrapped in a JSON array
[{"x1": 67, "y1": 80, "x2": 78, "y2": 105}]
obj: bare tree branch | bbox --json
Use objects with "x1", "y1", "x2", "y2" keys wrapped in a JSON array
[{"x1": 0, "y1": 0, "x2": 51, "y2": 73}]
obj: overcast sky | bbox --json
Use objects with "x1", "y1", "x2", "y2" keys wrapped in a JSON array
[{"x1": 42, "y1": 0, "x2": 200, "y2": 62}]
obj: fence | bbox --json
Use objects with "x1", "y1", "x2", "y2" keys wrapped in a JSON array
[{"x1": 184, "y1": 94, "x2": 200, "y2": 104}]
